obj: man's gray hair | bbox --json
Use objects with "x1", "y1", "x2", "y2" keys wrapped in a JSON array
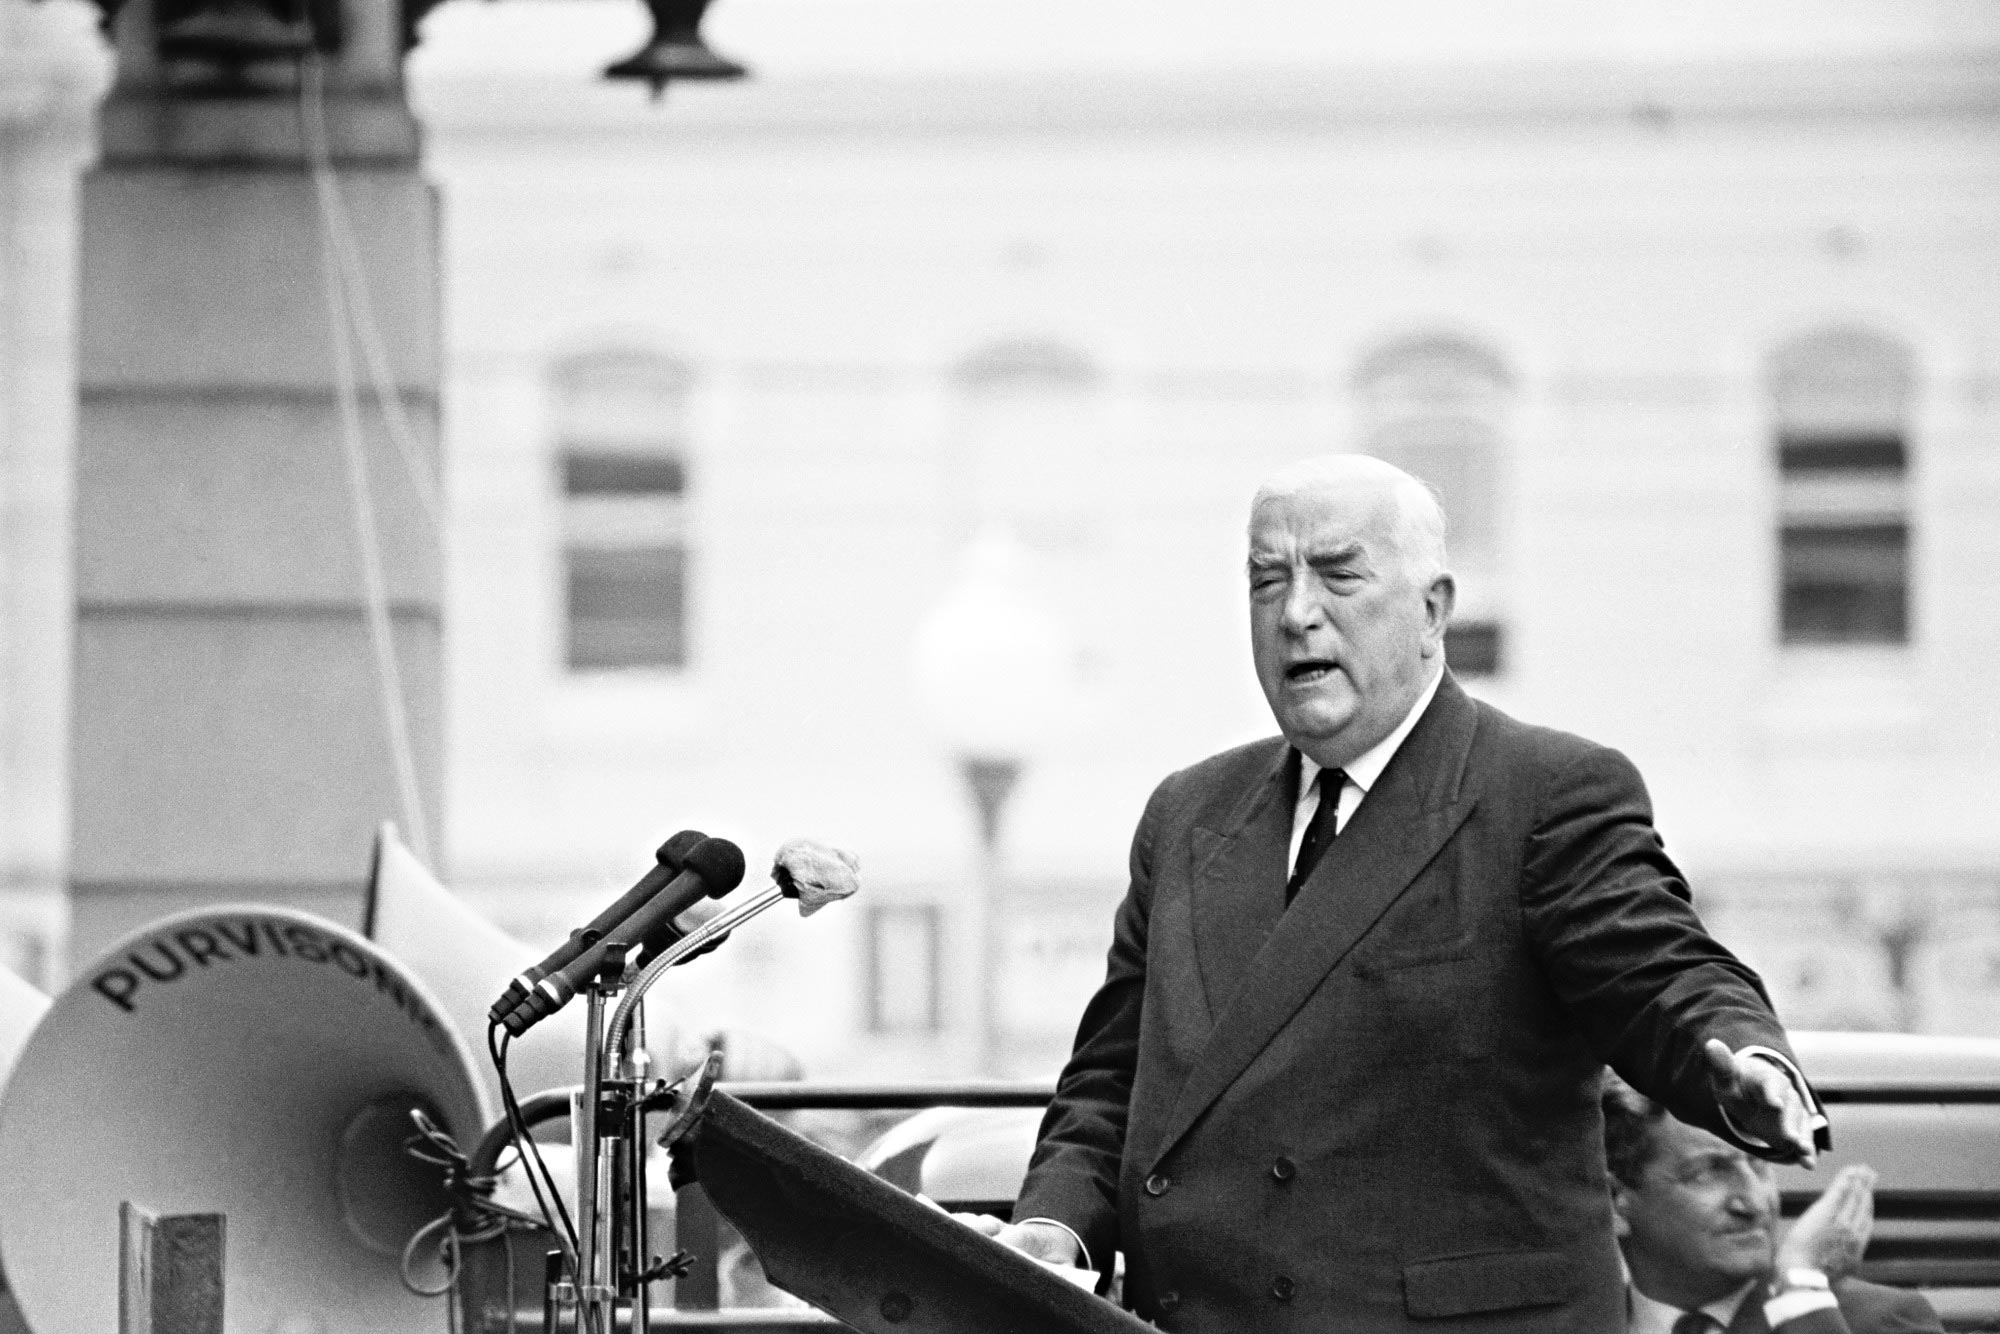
[{"x1": 1251, "y1": 453, "x2": 1450, "y2": 582}]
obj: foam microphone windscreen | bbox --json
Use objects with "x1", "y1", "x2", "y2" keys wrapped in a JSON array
[
  {"x1": 660, "y1": 828, "x2": 707, "y2": 871},
  {"x1": 771, "y1": 839, "x2": 860, "y2": 916}
]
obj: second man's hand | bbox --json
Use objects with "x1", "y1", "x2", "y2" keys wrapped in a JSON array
[
  {"x1": 1777, "y1": 1164, "x2": 1877, "y2": 1280},
  {"x1": 1703, "y1": 1038, "x2": 1818, "y2": 1167}
]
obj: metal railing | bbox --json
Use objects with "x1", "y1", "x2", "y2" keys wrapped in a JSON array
[{"x1": 463, "y1": 1078, "x2": 2000, "y2": 1333}]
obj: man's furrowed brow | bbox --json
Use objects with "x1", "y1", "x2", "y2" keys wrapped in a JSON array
[
  {"x1": 1246, "y1": 551, "x2": 1288, "y2": 577},
  {"x1": 1304, "y1": 541, "x2": 1367, "y2": 569}
]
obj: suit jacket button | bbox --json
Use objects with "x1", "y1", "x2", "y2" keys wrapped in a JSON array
[
  {"x1": 1270, "y1": 1155, "x2": 1296, "y2": 1182},
  {"x1": 1144, "y1": 1173, "x2": 1170, "y2": 1196},
  {"x1": 1157, "y1": 1290, "x2": 1182, "y2": 1313},
  {"x1": 1271, "y1": 1275, "x2": 1295, "y2": 1301}
]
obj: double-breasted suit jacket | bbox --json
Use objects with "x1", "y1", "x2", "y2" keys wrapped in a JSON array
[{"x1": 1013, "y1": 674, "x2": 1804, "y2": 1332}]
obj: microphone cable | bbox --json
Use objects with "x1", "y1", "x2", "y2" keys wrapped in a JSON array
[
  {"x1": 488, "y1": 1022, "x2": 601, "y2": 1334},
  {"x1": 398, "y1": 1108, "x2": 546, "y2": 1334}
]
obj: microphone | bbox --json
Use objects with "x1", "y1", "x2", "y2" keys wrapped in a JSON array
[
  {"x1": 602, "y1": 838, "x2": 859, "y2": 1070},
  {"x1": 633, "y1": 908, "x2": 722, "y2": 970},
  {"x1": 487, "y1": 829, "x2": 707, "y2": 1025},
  {"x1": 499, "y1": 836, "x2": 746, "y2": 1036},
  {"x1": 628, "y1": 835, "x2": 860, "y2": 968}
]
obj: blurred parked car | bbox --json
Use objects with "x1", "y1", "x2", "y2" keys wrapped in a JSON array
[{"x1": 855, "y1": 1032, "x2": 2000, "y2": 1332}]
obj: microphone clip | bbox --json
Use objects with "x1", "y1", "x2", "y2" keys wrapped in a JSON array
[{"x1": 589, "y1": 942, "x2": 633, "y2": 991}]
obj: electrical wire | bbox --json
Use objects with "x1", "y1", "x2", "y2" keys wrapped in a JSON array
[
  {"x1": 295, "y1": 58, "x2": 442, "y2": 530},
  {"x1": 490, "y1": 1024, "x2": 581, "y2": 1263},
  {"x1": 492, "y1": 1028, "x2": 588, "y2": 1330},
  {"x1": 399, "y1": 1109, "x2": 542, "y2": 1291},
  {"x1": 490, "y1": 1022, "x2": 610, "y2": 1334},
  {"x1": 317, "y1": 187, "x2": 443, "y2": 530},
  {"x1": 394, "y1": 1108, "x2": 549, "y2": 1334},
  {"x1": 298, "y1": 53, "x2": 436, "y2": 865}
]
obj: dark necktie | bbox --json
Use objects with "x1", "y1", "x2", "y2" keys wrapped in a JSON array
[
  {"x1": 1286, "y1": 767, "x2": 1345, "y2": 903},
  {"x1": 1671, "y1": 1312, "x2": 1719, "y2": 1334}
]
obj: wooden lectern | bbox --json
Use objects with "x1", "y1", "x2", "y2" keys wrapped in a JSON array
[{"x1": 678, "y1": 1091, "x2": 1149, "y2": 1334}]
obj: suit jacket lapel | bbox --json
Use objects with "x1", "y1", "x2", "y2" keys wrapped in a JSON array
[
  {"x1": 1187, "y1": 743, "x2": 1294, "y2": 1022},
  {"x1": 1146, "y1": 675, "x2": 1482, "y2": 1170}
]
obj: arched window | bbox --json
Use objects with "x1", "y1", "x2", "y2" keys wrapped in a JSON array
[
  {"x1": 550, "y1": 349, "x2": 695, "y2": 672},
  {"x1": 951, "y1": 338, "x2": 1102, "y2": 551},
  {"x1": 1767, "y1": 328, "x2": 1915, "y2": 646},
  {"x1": 1353, "y1": 333, "x2": 1511, "y2": 676}
]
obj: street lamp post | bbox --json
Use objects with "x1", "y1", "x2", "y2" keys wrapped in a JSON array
[
  {"x1": 912, "y1": 527, "x2": 1071, "y2": 1075},
  {"x1": 960, "y1": 755, "x2": 1018, "y2": 1073}
]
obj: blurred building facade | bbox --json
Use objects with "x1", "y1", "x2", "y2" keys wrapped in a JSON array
[
  {"x1": 404, "y1": 0, "x2": 2000, "y2": 1075},
  {"x1": 5, "y1": 2, "x2": 1999, "y2": 1075}
]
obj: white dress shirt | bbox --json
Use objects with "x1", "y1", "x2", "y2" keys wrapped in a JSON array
[
  {"x1": 1288, "y1": 664, "x2": 1444, "y2": 868},
  {"x1": 1627, "y1": 1278, "x2": 1839, "y2": 1332},
  {"x1": 1628, "y1": 1280, "x2": 1756, "y2": 1334}
]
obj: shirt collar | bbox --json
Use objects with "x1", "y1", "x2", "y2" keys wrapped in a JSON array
[
  {"x1": 1626, "y1": 1280, "x2": 1757, "y2": 1334},
  {"x1": 1298, "y1": 664, "x2": 1444, "y2": 798}
]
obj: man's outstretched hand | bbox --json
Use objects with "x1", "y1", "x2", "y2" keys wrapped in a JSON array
[
  {"x1": 1777, "y1": 1164, "x2": 1877, "y2": 1280},
  {"x1": 1703, "y1": 1038, "x2": 1818, "y2": 1167},
  {"x1": 953, "y1": 1214, "x2": 1082, "y2": 1267}
]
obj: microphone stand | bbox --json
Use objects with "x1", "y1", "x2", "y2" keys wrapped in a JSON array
[
  {"x1": 567, "y1": 942, "x2": 661, "y2": 1334},
  {"x1": 620, "y1": 1000, "x2": 653, "y2": 1334},
  {"x1": 546, "y1": 860, "x2": 846, "y2": 1332},
  {"x1": 573, "y1": 946, "x2": 617, "y2": 1334}
]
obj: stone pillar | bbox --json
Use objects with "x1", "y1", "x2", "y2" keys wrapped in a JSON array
[
  {"x1": 0, "y1": 0, "x2": 108, "y2": 989},
  {"x1": 68, "y1": 0, "x2": 443, "y2": 965}
]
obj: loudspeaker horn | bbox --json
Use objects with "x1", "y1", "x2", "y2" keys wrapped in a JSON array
[
  {"x1": 363, "y1": 822, "x2": 698, "y2": 1102},
  {"x1": 0, "y1": 960, "x2": 48, "y2": 1089},
  {"x1": 0, "y1": 961, "x2": 48, "y2": 1334},
  {"x1": 0, "y1": 905, "x2": 490, "y2": 1334}
]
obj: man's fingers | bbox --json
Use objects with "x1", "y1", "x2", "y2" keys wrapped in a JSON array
[
  {"x1": 1837, "y1": 1164, "x2": 1877, "y2": 1193},
  {"x1": 1785, "y1": 1102, "x2": 1817, "y2": 1166},
  {"x1": 1739, "y1": 1052, "x2": 1815, "y2": 1164},
  {"x1": 1831, "y1": 1165, "x2": 1876, "y2": 1231},
  {"x1": 952, "y1": 1211, "x2": 1004, "y2": 1236},
  {"x1": 1708, "y1": 1044, "x2": 1817, "y2": 1166},
  {"x1": 949, "y1": 1216, "x2": 1082, "y2": 1268},
  {"x1": 1703, "y1": 1038, "x2": 1739, "y2": 1087}
]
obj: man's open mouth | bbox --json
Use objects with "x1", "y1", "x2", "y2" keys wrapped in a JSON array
[{"x1": 1285, "y1": 660, "x2": 1336, "y2": 683}]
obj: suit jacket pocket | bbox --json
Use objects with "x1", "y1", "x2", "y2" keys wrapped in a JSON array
[
  {"x1": 1402, "y1": 1249, "x2": 1575, "y2": 1318},
  {"x1": 1353, "y1": 942, "x2": 1472, "y2": 977}
]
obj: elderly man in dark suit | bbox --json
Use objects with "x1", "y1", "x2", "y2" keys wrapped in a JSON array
[
  {"x1": 1603, "y1": 1080, "x2": 1941, "y2": 1334},
  {"x1": 964, "y1": 454, "x2": 1828, "y2": 1331}
]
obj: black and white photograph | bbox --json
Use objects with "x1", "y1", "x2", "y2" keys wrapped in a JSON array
[{"x1": 1, "y1": 1, "x2": 1997, "y2": 1330}]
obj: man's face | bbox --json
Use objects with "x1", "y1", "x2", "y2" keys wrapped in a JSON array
[
  {"x1": 1614, "y1": 1118, "x2": 1781, "y2": 1306},
  {"x1": 1247, "y1": 482, "x2": 1448, "y2": 769}
]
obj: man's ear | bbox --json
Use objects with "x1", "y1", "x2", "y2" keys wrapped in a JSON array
[
  {"x1": 1610, "y1": 1181, "x2": 1634, "y2": 1240},
  {"x1": 1420, "y1": 572, "x2": 1456, "y2": 657}
]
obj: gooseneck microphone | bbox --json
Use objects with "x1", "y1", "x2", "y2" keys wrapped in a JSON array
[
  {"x1": 487, "y1": 828, "x2": 708, "y2": 1026},
  {"x1": 496, "y1": 836, "x2": 746, "y2": 1036}
]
